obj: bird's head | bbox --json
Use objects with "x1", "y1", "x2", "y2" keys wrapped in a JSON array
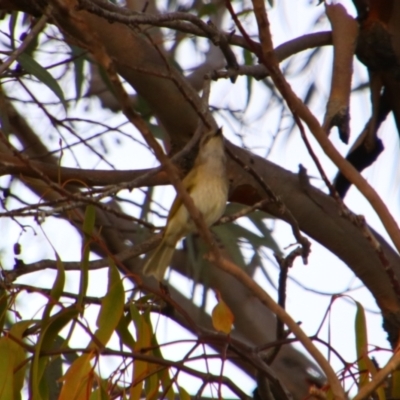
[{"x1": 197, "y1": 128, "x2": 225, "y2": 161}]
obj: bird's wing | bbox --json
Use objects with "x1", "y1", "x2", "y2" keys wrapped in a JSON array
[{"x1": 166, "y1": 169, "x2": 196, "y2": 224}]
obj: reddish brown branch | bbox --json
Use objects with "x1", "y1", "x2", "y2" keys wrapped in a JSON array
[
  {"x1": 249, "y1": 0, "x2": 400, "y2": 262},
  {"x1": 323, "y1": 4, "x2": 358, "y2": 143}
]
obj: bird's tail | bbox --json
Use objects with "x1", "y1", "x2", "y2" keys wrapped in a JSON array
[{"x1": 142, "y1": 238, "x2": 176, "y2": 281}]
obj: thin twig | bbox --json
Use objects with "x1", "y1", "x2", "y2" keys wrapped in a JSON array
[
  {"x1": 248, "y1": 1, "x2": 346, "y2": 398},
  {"x1": 1, "y1": 233, "x2": 162, "y2": 283},
  {"x1": 226, "y1": 146, "x2": 311, "y2": 264},
  {"x1": 249, "y1": 0, "x2": 400, "y2": 259},
  {"x1": 76, "y1": 12, "x2": 227, "y2": 277},
  {"x1": 205, "y1": 253, "x2": 343, "y2": 399}
]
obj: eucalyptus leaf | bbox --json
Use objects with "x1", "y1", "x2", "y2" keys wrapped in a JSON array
[{"x1": 17, "y1": 53, "x2": 67, "y2": 110}]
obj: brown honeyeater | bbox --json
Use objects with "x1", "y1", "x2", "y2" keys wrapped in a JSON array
[{"x1": 143, "y1": 128, "x2": 229, "y2": 281}]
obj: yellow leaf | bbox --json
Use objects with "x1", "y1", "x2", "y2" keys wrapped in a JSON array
[
  {"x1": 59, "y1": 353, "x2": 93, "y2": 400},
  {"x1": 392, "y1": 370, "x2": 400, "y2": 399},
  {"x1": 130, "y1": 304, "x2": 153, "y2": 400},
  {"x1": 178, "y1": 386, "x2": 191, "y2": 400},
  {"x1": 211, "y1": 292, "x2": 234, "y2": 334},
  {"x1": 0, "y1": 337, "x2": 22, "y2": 400}
]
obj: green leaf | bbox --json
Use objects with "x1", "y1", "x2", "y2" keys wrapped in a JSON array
[
  {"x1": 0, "y1": 289, "x2": 8, "y2": 331},
  {"x1": 90, "y1": 261, "x2": 124, "y2": 348},
  {"x1": 69, "y1": 45, "x2": 86, "y2": 100},
  {"x1": 145, "y1": 370, "x2": 159, "y2": 400},
  {"x1": 77, "y1": 205, "x2": 96, "y2": 311},
  {"x1": 82, "y1": 204, "x2": 96, "y2": 236},
  {"x1": 153, "y1": 341, "x2": 174, "y2": 400},
  {"x1": 243, "y1": 48, "x2": 253, "y2": 109},
  {"x1": 0, "y1": 337, "x2": 17, "y2": 400},
  {"x1": 355, "y1": 301, "x2": 369, "y2": 387},
  {"x1": 212, "y1": 224, "x2": 247, "y2": 269},
  {"x1": 9, "y1": 320, "x2": 34, "y2": 339},
  {"x1": 89, "y1": 380, "x2": 109, "y2": 400},
  {"x1": 97, "y1": 64, "x2": 116, "y2": 98},
  {"x1": 44, "y1": 352, "x2": 63, "y2": 400},
  {"x1": 30, "y1": 307, "x2": 79, "y2": 400},
  {"x1": 9, "y1": 12, "x2": 19, "y2": 51},
  {"x1": 42, "y1": 253, "x2": 65, "y2": 322},
  {"x1": 223, "y1": 203, "x2": 280, "y2": 253},
  {"x1": 17, "y1": 52, "x2": 66, "y2": 109},
  {"x1": 247, "y1": 211, "x2": 281, "y2": 255},
  {"x1": 198, "y1": 3, "x2": 218, "y2": 17},
  {"x1": 142, "y1": 310, "x2": 159, "y2": 400},
  {"x1": 130, "y1": 304, "x2": 153, "y2": 400},
  {"x1": 130, "y1": 304, "x2": 153, "y2": 348},
  {"x1": 148, "y1": 123, "x2": 166, "y2": 140},
  {"x1": 0, "y1": 333, "x2": 27, "y2": 399},
  {"x1": 0, "y1": 89, "x2": 11, "y2": 135},
  {"x1": 116, "y1": 313, "x2": 136, "y2": 350},
  {"x1": 8, "y1": 321, "x2": 34, "y2": 398}
]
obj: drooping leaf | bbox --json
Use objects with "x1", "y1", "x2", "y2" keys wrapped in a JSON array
[
  {"x1": 77, "y1": 204, "x2": 96, "y2": 311},
  {"x1": 222, "y1": 202, "x2": 281, "y2": 254},
  {"x1": 392, "y1": 370, "x2": 400, "y2": 399},
  {"x1": 90, "y1": 261, "x2": 124, "y2": 349},
  {"x1": 17, "y1": 53, "x2": 66, "y2": 109},
  {"x1": 153, "y1": 341, "x2": 174, "y2": 400},
  {"x1": 0, "y1": 289, "x2": 8, "y2": 331},
  {"x1": 44, "y1": 351, "x2": 63, "y2": 400},
  {"x1": 116, "y1": 312, "x2": 136, "y2": 350},
  {"x1": 198, "y1": 3, "x2": 218, "y2": 17},
  {"x1": 9, "y1": 11, "x2": 18, "y2": 50},
  {"x1": 82, "y1": 204, "x2": 96, "y2": 236},
  {"x1": 247, "y1": 213, "x2": 281, "y2": 255},
  {"x1": 0, "y1": 333, "x2": 27, "y2": 399},
  {"x1": 243, "y1": 48, "x2": 253, "y2": 109},
  {"x1": 148, "y1": 123, "x2": 166, "y2": 140},
  {"x1": 363, "y1": 355, "x2": 386, "y2": 400},
  {"x1": 58, "y1": 353, "x2": 93, "y2": 400},
  {"x1": 145, "y1": 369, "x2": 159, "y2": 400},
  {"x1": 0, "y1": 89, "x2": 11, "y2": 135},
  {"x1": 89, "y1": 379, "x2": 109, "y2": 400},
  {"x1": 8, "y1": 320, "x2": 32, "y2": 397},
  {"x1": 0, "y1": 337, "x2": 17, "y2": 400},
  {"x1": 69, "y1": 45, "x2": 86, "y2": 100},
  {"x1": 212, "y1": 224, "x2": 246, "y2": 269},
  {"x1": 212, "y1": 291, "x2": 234, "y2": 334},
  {"x1": 42, "y1": 253, "x2": 65, "y2": 322},
  {"x1": 355, "y1": 301, "x2": 369, "y2": 387},
  {"x1": 143, "y1": 310, "x2": 161, "y2": 400},
  {"x1": 30, "y1": 307, "x2": 79, "y2": 400},
  {"x1": 178, "y1": 386, "x2": 191, "y2": 400},
  {"x1": 130, "y1": 304, "x2": 153, "y2": 400}
]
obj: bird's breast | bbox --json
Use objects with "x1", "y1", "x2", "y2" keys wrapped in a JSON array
[{"x1": 190, "y1": 170, "x2": 228, "y2": 226}]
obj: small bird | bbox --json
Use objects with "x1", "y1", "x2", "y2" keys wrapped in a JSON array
[{"x1": 143, "y1": 128, "x2": 229, "y2": 281}]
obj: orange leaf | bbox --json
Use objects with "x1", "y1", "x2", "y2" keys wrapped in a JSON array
[{"x1": 211, "y1": 291, "x2": 234, "y2": 334}]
